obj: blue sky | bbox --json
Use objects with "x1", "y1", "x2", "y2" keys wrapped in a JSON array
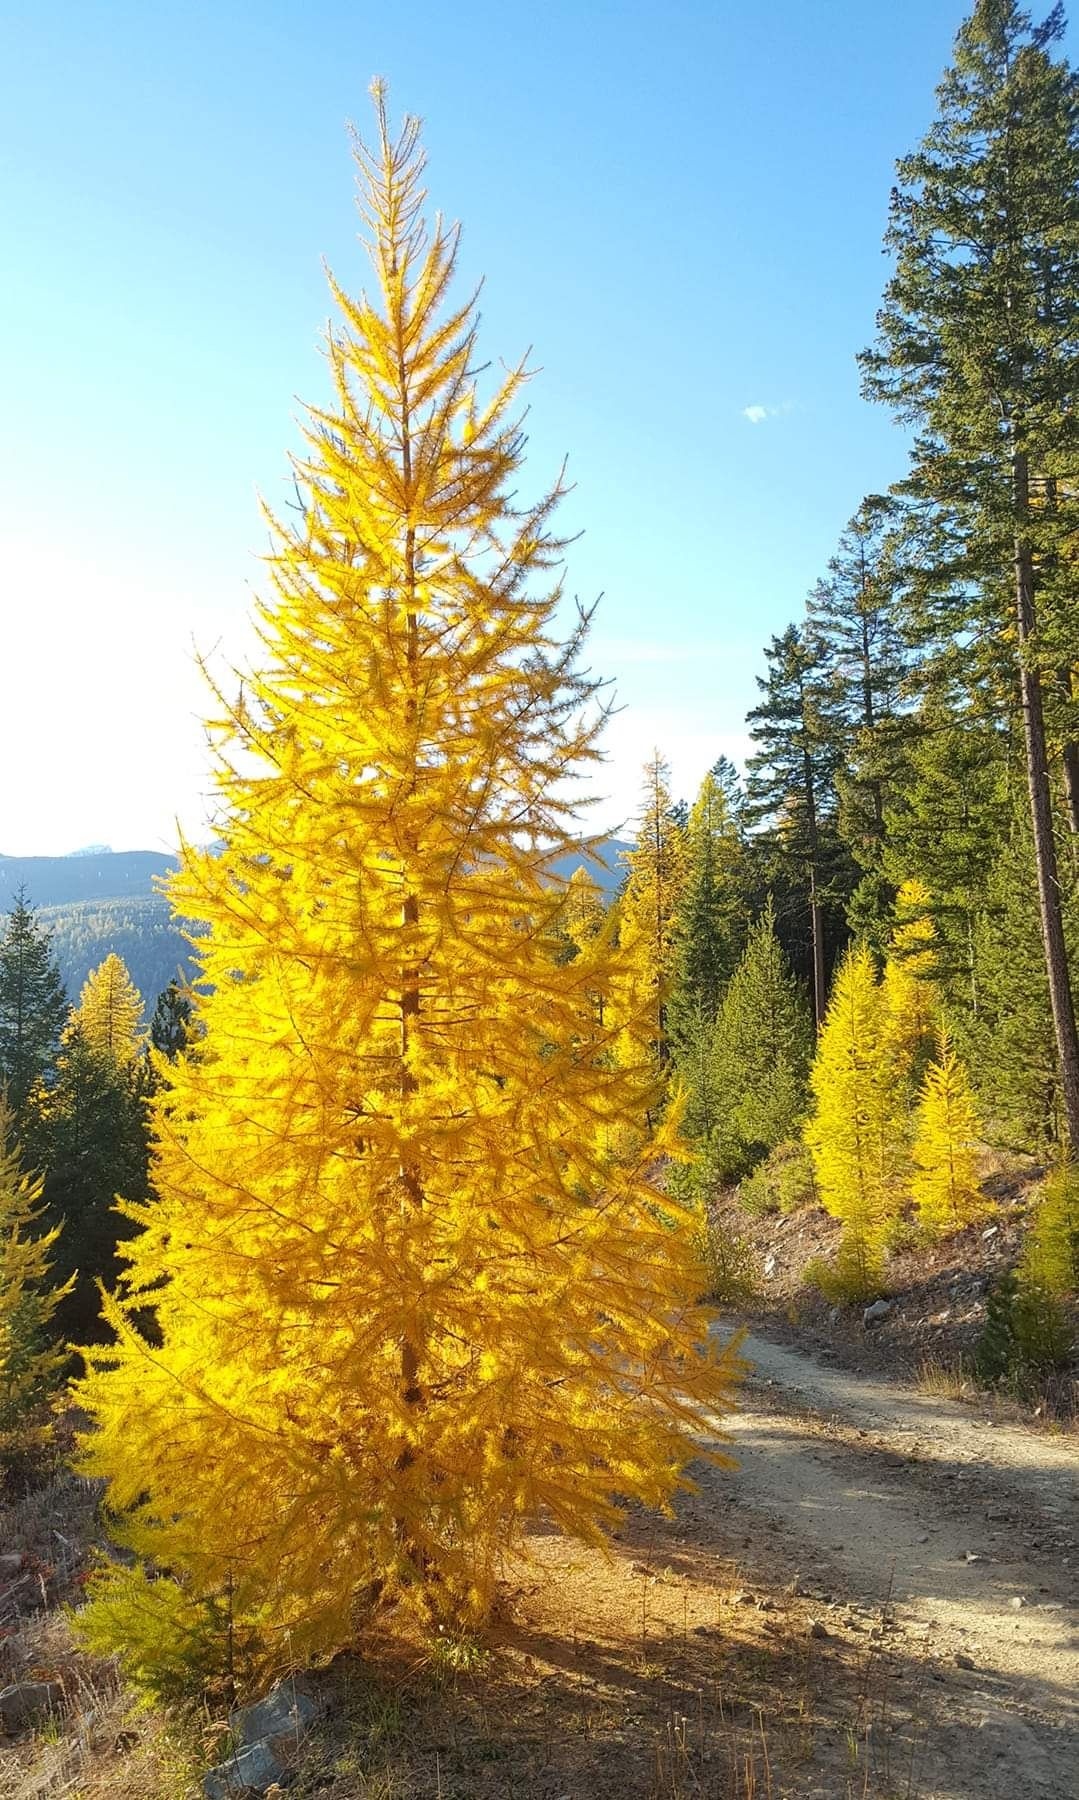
[{"x1": 0, "y1": 0, "x2": 1038, "y2": 852}]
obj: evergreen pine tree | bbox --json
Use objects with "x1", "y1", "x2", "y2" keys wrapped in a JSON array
[
  {"x1": 73, "y1": 89, "x2": 739, "y2": 1680},
  {"x1": 967, "y1": 813, "x2": 1073, "y2": 1149},
  {"x1": 712, "y1": 899, "x2": 813, "y2": 1166},
  {"x1": 883, "y1": 696, "x2": 1010, "y2": 1013},
  {"x1": 0, "y1": 891, "x2": 67, "y2": 1126},
  {"x1": 805, "y1": 944, "x2": 905, "y2": 1296},
  {"x1": 861, "y1": 0, "x2": 1079, "y2": 1147},
  {"x1": 25, "y1": 1025, "x2": 152, "y2": 1338},
  {"x1": 910, "y1": 1036, "x2": 986, "y2": 1236},
  {"x1": 150, "y1": 979, "x2": 194, "y2": 1061},
  {"x1": 669, "y1": 766, "x2": 744, "y2": 1053},
  {"x1": 745, "y1": 625, "x2": 850, "y2": 1026},
  {"x1": 805, "y1": 499, "x2": 909, "y2": 940}
]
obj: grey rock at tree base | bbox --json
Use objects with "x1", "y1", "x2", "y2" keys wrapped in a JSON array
[
  {"x1": 203, "y1": 1736, "x2": 289, "y2": 1798},
  {"x1": 0, "y1": 1680, "x2": 64, "y2": 1733},
  {"x1": 230, "y1": 1681, "x2": 319, "y2": 1746},
  {"x1": 203, "y1": 1681, "x2": 323, "y2": 1797},
  {"x1": 862, "y1": 1299, "x2": 892, "y2": 1327},
  {"x1": 0, "y1": 1554, "x2": 23, "y2": 1578}
]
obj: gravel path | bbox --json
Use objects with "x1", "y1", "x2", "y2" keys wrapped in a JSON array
[{"x1": 702, "y1": 1327, "x2": 1078, "y2": 1798}]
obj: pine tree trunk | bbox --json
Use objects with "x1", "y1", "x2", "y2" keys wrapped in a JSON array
[
  {"x1": 808, "y1": 875, "x2": 825, "y2": 1031},
  {"x1": 1013, "y1": 452, "x2": 1079, "y2": 1152},
  {"x1": 1056, "y1": 668, "x2": 1079, "y2": 839},
  {"x1": 802, "y1": 747, "x2": 826, "y2": 1030}
]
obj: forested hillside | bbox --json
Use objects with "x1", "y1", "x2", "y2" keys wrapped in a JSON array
[{"x1": 36, "y1": 898, "x2": 194, "y2": 1016}]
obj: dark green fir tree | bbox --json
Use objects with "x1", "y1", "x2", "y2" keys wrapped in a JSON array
[{"x1": 0, "y1": 890, "x2": 67, "y2": 1127}]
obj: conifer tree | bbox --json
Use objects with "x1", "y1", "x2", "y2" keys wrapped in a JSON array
[
  {"x1": 0, "y1": 891, "x2": 67, "y2": 1126},
  {"x1": 73, "y1": 90, "x2": 739, "y2": 1677},
  {"x1": 617, "y1": 751, "x2": 688, "y2": 1066},
  {"x1": 745, "y1": 625, "x2": 849, "y2": 1026},
  {"x1": 74, "y1": 954, "x2": 144, "y2": 1067},
  {"x1": 861, "y1": 0, "x2": 1079, "y2": 1147},
  {"x1": 150, "y1": 979, "x2": 193, "y2": 1061},
  {"x1": 712, "y1": 899, "x2": 813, "y2": 1166},
  {"x1": 910, "y1": 1036, "x2": 986, "y2": 1236},
  {"x1": 966, "y1": 813, "x2": 1077, "y2": 1149},
  {"x1": 883, "y1": 696, "x2": 1009, "y2": 1011},
  {"x1": 669, "y1": 765, "x2": 744, "y2": 1047},
  {"x1": 881, "y1": 877, "x2": 940, "y2": 1088},
  {"x1": 805, "y1": 499, "x2": 908, "y2": 938},
  {"x1": 805, "y1": 945, "x2": 904, "y2": 1296},
  {"x1": 26, "y1": 1025, "x2": 152, "y2": 1337},
  {"x1": 0, "y1": 1102, "x2": 71, "y2": 1459}
]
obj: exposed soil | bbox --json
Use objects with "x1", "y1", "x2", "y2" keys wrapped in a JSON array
[
  {"x1": 2, "y1": 1333, "x2": 1075, "y2": 1798},
  {"x1": 718, "y1": 1170, "x2": 1078, "y2": 1422}
]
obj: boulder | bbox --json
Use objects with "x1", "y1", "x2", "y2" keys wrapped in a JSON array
[
  {"x1": 230, "y1": 1681, "x2": 319, "y2": 1747},
  {"x1": 862, "y1": 1299, "x2": 892, "y2": 1327},
  {"x1": 0, "y1": 1680, "x2": 64, "y2": 1733},
  {"x1": 203, "y1": 1737, "x2": 288, "y2": 1799}
]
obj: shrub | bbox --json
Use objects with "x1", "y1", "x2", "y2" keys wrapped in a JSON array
[{"x1": 739, "y1": 1139, "x2": 815, "y2": 1217}]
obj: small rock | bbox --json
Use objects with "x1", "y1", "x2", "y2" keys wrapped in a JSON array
[
  {"x1": 0, "y1": 1555, "x2": 23, "y2": 1578},
  {"x1": 863, "y1": 1299, "x2": 892, "y2": 1326},
  {"x1": 828, "y1": 1305, "x2": 841, "y2": 1326},
  {"x1": 964, "y1": 1552, "x2": 985, "y2": 1564},
  {"x1": 1009, "y1": 1596, "x2": 1026, "y2": 1610},
  {"x1": 981, "y1": 1225, "x2": 999, "y2": 1240},
  {"x1": 809, "y1": 1620, "x2": 828, "y2": 1639},
  {"x1": 0, "y1": 1681, "x2": 64, "y2": 1734},
  {"x1": 733, "y1": 1591, "x2": 755, "y2": 1605},
  {"x1": 954, "y1": 1652, "x2": 976, "y2": 1670},
  {"x1": 230, "y1": 1680, "x2": 319, "y2": 1748},
  {"x1": 203, "y1": 1738, "x2": 288, "y2": 1800},
  {"x1": 763, "y1": 1254, "x2": 777, "y2": 1277}
]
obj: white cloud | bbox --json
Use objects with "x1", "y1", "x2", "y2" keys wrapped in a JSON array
[{"x1": 741, "y1": 400, "x2": 793, "y2": 425}]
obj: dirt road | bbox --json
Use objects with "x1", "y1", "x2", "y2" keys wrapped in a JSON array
[{"x1": 701, "y1": 1328, "x2": 1078, "y2": 1797}]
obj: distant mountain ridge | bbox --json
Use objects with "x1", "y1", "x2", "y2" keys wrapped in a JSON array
[
  {"x1": 0, "y1": 839, "x2": 630, "y2": 1012},
  {"x1": 0, "y1": 850, "x2": 176, "y2": 911}
]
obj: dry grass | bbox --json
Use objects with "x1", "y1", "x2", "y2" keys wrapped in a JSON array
[{"x1": 913, "y1": 1353, "x2": 970, "y2": 1401}]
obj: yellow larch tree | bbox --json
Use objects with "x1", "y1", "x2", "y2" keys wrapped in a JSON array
[
  {"x1": 881, "y1": 878, "x2": 939, "y2": 1087},
  {"x1": 73, "y1": 88, "x2": 740, "y2": 1688},
  {"x1": 805, "y1": 944, "x2": 905, "y2": 1297},
  {"x1": 910, "y1": 1034, "x2": 985, "y2": 1236},
  {"x1": 616, "y1": 751, "x2": 688, "y2": 1069},
  {"x1": 73, "y1": 953, "x2": 144, "y2": 1067},
  {"x1": 0, "y1": 1102, "x2": 71, "y2": 1460}
]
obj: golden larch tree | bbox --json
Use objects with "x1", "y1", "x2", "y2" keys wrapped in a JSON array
[
  {"x1": 910, "y1": 1035, "x2": 985, "y2": 1236},
  {"x1": 74, "y1": 88, "x2": 740, "y2": 1685},
  {"x1": 881, "y1": 878, "x2": 938, "y2": 1085},
  {"x1": 805, "y1": 944, "x2": 904, "y2": 1296},
  {"x1": 0, "y1": 1102, "x2": 70, "y2": 1459},
  {"x1": 74, "y1": 954, "x2": 144, "y2": 1067},
  {"x1": 616, "y1": 751, "x2": 688, "y2": 1068}
]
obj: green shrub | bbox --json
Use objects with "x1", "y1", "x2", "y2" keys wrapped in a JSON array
[
  {"x1": 738, "y1": 1139, "x2": 816, "y2": 1217},
  {"x1": 696, "y1": 1214, "x2": 759, "y2": 1307},
  {"x1": 803, "y1": 1245, "x2": 883, "y2": 1307}
]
